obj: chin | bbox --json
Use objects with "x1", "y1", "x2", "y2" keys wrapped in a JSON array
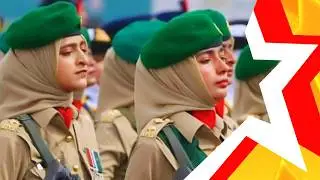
[
  {"x1": 212, "y1": 90, "x2": 227, "y2": 100},
  {"x1": 87, "y1": 78, "x2": 97, "y2": 87},
  {"x1": 214, "y1": 96, "x2": 226, "y2": 103},
  {"x1": 74, "y1": 79, "x2": 88, "y2": 90}
]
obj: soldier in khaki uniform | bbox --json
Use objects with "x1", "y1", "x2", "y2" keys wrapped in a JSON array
[
  {"x1": 95, "y1": 20, "x2": 166, "y2": 180},
  {"x1": 232, "y1": 45, "x2": 279, "y2": 125},
  {"x1": 181, "y1": 10, "x2": 238, "y2": 129},
  {"x1": 72, "y1": 28, "x2": 101, "y2": 122},
  {"x1": 125, "y1": 14, "x2": 234, "y2": 180},
  {"x1": 0, "y1": 2, "x2": 103, "y2": 179},
  {"x1": 82, "y1": 27, "x2": 112, "y2": 117},
  {"x1": 73, "y1": 28, "x2": 111, "y2": 122}
]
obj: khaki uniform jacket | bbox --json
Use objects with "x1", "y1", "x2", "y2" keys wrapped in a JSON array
[
  {"x1": 95, "y1": 108, "x2": 137, "y2": 180},
  {"x1": 80, "y1": 106, "x2": 95, "y2": 123},
  {"x1": 125, "y1": 112, "x2": 233, "y2": 180},
  {"x1": 0, "y1": 107, "x2": 103, "y2": 180},
  {"x1": 81, "y1": 100, "x2": 96, "y2": 122}
]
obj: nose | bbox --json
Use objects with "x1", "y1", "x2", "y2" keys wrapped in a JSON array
[
  {"x1": 225, "y1": 49, "x2": 236, "y2": 67},
  {"x1": 77, "y1": 51, "x2": 89, "y2": 66},
  {"x1": 215, "y1": 56, "x2": 229, "y2": 75},
  {"x1": 88, "y1": 56, "x2": 96, "y2": 67}
]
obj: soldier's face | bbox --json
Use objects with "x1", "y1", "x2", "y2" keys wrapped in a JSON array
[
  {"x1": 222, "y1": 38, "x2": 235, "y2": 85},
  {"x1": 195, "y1": 46, "x2": 229, "y2": 103},
  {"x1": 92, "y1": 54, "x2": 105, "y2": 84},
  {"x1": 86, "y1": 49, "x2": 98, "y2": 86},
  {"x1": 56, "y1": 35, "x2": 89, "y2": 92}
]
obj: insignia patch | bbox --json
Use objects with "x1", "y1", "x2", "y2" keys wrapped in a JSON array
[
  {"x1": 0, "y1": 119, "x2": 21, "y2": 131},
  {"x1": 143, "y1": 126, "x2": 157, "y2": 138},
  {"x1": 101, "y1": 109, "x2": 121, "y2": 123}
]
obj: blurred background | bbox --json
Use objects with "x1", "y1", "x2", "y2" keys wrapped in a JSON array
[
  {"x1": 0, "y1": 0, "x2": 255, "y2": 34},
  {"x1": 0, "y1": 0, "x2": 256, "y2": 103}
]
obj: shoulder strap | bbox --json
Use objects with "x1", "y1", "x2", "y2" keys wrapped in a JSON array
[
  {"x1": 162, "y1": 125, "x2": 194, "y2": 180},
  {"x1": 15, "y1": 114, "x2": 54, "y2": 168}
]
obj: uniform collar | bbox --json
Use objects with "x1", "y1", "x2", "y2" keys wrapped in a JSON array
[
  {"x1": 170, "y1": 112, "x2": 207, "y2": 143},
  {"x1": 30, "y1": 106, "x2": 79, "y2": 128},
  {"x1": 30, "y1": 108, "x2": 59, "y2": 128}
]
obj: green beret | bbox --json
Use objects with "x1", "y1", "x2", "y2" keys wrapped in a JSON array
[
  {"x1": 0, "y1": 33, "x2": 9, "y2": 53},
  {"x1": 141, "y1": 14, "x2": 223, "y2": 69},
  {"x1": 80, "y1": 28, "x2": 91, "y2": 47},
  {"x1": 183, "y1": 9, "x2": 231, "y2": 41},
  {"x1": 112, "y1": 20, "x2": 166, "y2": 64},
  {"x1": 5, "y1": 2, "x2": 81, "y2": 49},
  {"x1": 235, "y1": 45, "x2": 279, "y2": 80}
]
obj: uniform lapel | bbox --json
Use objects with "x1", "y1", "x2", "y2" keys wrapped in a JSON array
[{"x1": 72, "y1": 120, "x2": 93, "y2": 177}]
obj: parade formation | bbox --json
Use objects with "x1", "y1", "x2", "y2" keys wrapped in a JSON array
[{"x1": 0, "y1": 1, "x2": 274, "y2": 180}]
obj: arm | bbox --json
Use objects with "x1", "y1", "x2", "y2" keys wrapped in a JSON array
[
  {"x1": 125, "y1": 137, "x2": 174, "y2": 180},
  {"x1": 0, "y1": 131, "x2": 31, "y2": 180},
  {"x1": 96, "y1": 121, "x2": 127, "y2": 180}
]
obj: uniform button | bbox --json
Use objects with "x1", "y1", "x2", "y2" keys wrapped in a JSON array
[
  {"x1": 65, "y1": 135, "x2": 73, "y2": 142},
  {"x1": 72, "y1": 165, "x2": 80, "y2": 172}
]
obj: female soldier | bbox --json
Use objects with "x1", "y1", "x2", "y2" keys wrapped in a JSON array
[
  {"x1": 83, "y1": 27, "x2": 111, "y2": 115},
  {"x1": 125, "y1": 14, "x2": 233, "y2": 180},
  {"x1": 181, "y1": 9, "x2": 237, "y2": 127},
  {"x1": 0, "y1": 2, "x2": 102, "y2": 179},
  {"x1": 95, "y1": 20, "x2": 166, "y2": 180},
  {"x1": 231, "y1": 45, "x2": 279, "y2": 125}
]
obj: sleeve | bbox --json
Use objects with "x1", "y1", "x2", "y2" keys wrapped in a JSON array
[
  {"x1": 125, "y1": 137, "x2": 174, "y2": 180},
  {"x1": 95, "y1": 121, "x2": 127, "y2": 180},
  {"x1": 261, "y1": 113, "x2": 270, "y2": 122},
  {"x1": 0, "y1": 131, "x2": 31, "y2": 180}
]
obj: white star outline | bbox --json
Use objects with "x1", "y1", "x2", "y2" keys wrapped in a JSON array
[{"x1": 186, "y1": 12, "x2": 318, "y2": 180}]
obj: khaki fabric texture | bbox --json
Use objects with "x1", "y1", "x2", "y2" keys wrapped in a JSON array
[
  {"x1": 0, "y1": 42, "x2": 72, "y2": 120},
  {"x1": 96, "y1": 48, "x2": 136, "y2": 120},
  {"x1": 232, "y1": 73, "x2": 269, "y2": 125},
  {"x1": 126, "y1": 57, "x2": 232, "y2": 180},
  {"x1": 95, "y1": 48, "x2": 137, "y2": 179}
]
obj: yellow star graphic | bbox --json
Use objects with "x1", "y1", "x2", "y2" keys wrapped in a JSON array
[
  {"x1": 281, "y1": 0, "x2": 320, "y2": 35},
  {"x1": 229, "y1": 145, "x2": 320, "y2": 180},
  {"x1": 311, "y1": 73, "x2": 320, "y2": 114}
]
